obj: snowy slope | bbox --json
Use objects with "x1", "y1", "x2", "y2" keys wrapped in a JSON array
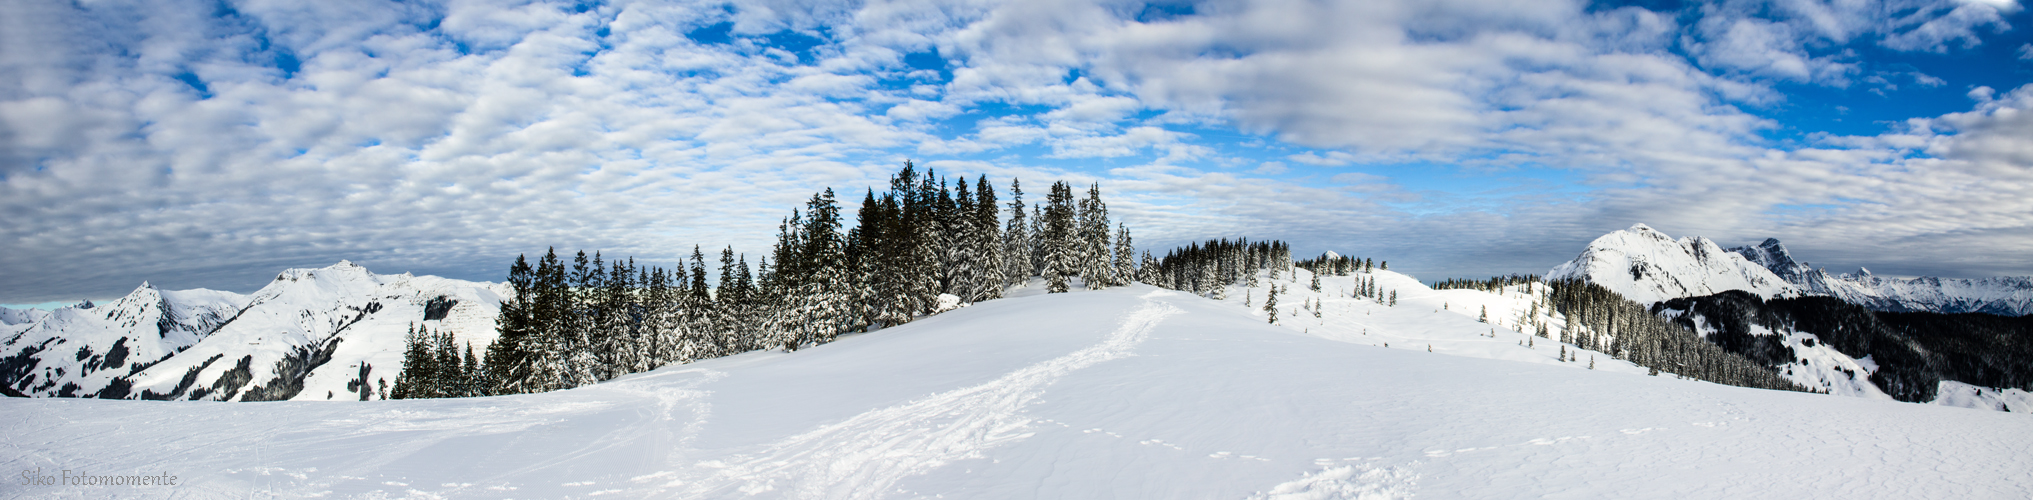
[
  {"x1": 4, "y1": 284, "x2": 2028, "y2": 499},
  {"x1": 1548, "y1": 224, "x2": 1796, "y2": 304},
  {"x1": 1188, "y1": 266, "x2": 1651, "y2": 377},
  {"x1": 120, "y1": 261, "x2": 511, "y2": 402},
  {"x1": 1729, "y1": 239, "x2": 2033, "y2": 316},
  {"x1": 0, "y1": 284, "x2": 248, "y2": 398}
]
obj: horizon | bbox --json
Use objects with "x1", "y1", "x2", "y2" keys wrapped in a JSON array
[{"x1": 5, "y1": 0, "x2": 2031, "y2": 304}]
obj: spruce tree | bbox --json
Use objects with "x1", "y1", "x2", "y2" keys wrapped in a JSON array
[
  {"x1": 1113, "y1": 223, "x2": 1135, "y2": 285},
  {"x1": 971, "y1": 174, "x2": 1006, "y2": 301},
  {"x1": 486, "y1": 254, "x2": 536, "y2": 395},
  {"x1": 1002, "y1": 178, "x2": 1032, "y2": 286},
  {"x1": 1265, "y1": 285, "x2": 1280, "y2": 324},
  {"x1": 1041, "y1": 181, "x2": 1077, "y2": 293}
]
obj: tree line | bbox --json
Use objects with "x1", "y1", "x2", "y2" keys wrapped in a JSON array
[{"x1": 396, "y1": 162, "x2": 1140, "y2": 398}]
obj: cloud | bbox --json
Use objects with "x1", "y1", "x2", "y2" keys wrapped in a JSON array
[
  {"x1": 1287, "y1": 152, "x2": 1356, "y2": 166},
  {"x1": 1, "y1": 0, "x2": 2028, "y2": 303}
]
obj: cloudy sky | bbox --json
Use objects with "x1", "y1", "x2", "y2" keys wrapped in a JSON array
[{"x1": 2, "y1": 0, "x2": 2030, "y2": 306}]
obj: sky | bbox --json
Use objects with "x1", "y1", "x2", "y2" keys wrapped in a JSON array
[{"x1": 2, "y1": 0, "x2": 2030, "y2": 306}]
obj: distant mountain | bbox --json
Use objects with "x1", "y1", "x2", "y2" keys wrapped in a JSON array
[
  {"x1": 1545, "y1": 224, "x2": 1796, "y2": 304},
  {"x1": 1544, "y1": 226, "x2": 2033, "y2": 411},
  {"x1": 1728, "y1": 239, "x2": 2033, "y2": 316},
  {"x1": 0, "y1": 284, "x2": 248, "y2": 398},
  {"x1": 0, "y1": 261, "x2": 510, "y2": 401},
  {"x1": 0, "y1": 306, "x2": 47, "y2": 326}
]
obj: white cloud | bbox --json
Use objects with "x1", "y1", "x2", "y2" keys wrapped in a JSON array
[
  {"x1": 2, "y1": 0, "x2": 2029, "y2": 302},
  {"x1": 1288, "y1": 152, "x2": 1356, "y2": 166}
]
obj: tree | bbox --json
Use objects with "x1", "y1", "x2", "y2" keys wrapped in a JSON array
[
  {"x1": 392, "y1": 323, "x2": 433, "y2": 399},
  {"x1": 1041, "y1": 181, "x2": 1077, "y2": 293},
  {"x1": 971, "y1": 174, "x2": 1006, "y2": 301},
  {"x1": 485, "y1": 254, "x2": 536, "y2": 395},
  {"x1": 1265, "y1": 285, "x2": 1280, "y2": 324},
  {"x1": 1002, "y1": 178, "x2": 1032, "y2": 286},
  {"x1": 1113, "y1": 223, "x2": 1135, "y2": 285}
]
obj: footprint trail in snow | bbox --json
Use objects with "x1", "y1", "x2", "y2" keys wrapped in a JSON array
[{"x1": 681, "y1": 297, "x2": 1182, "y2": 498}]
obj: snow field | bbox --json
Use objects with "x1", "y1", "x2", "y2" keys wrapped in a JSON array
[{"x1": 4, "y1": 284, "x2": 2030, "y2": 499}]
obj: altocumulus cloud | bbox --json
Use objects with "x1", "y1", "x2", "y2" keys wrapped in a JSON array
[{"x1": 1, "y1": 0, "x2": 2029, "y2": 303}]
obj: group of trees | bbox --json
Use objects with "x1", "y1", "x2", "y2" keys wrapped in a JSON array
[
  {"x1": 1654, "y1": 291, "x2": 2033, "y2": 402},
  {"x1": 1138, "y1": 238, "x2": 1292, "y2": 299},
  {"x1": 390, "y1": 324, "x2": 479, "y2": 399},
  {"x1": 397, "y1": 162, "x2": 1141, "y2": 398},
  {"x1": 1429, "y1": 275, "x2": 1809, "y2": 392},
  {"x1": 1542, "y1": 279, "x2": 1810, "y2": 392}
]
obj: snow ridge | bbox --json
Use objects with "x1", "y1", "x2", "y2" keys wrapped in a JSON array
[
  {"x1": 1726, "y1": 239, "x2": 2033, "y2": 315},
  {"x1": 689, "y1": 295, "x2": 1183, "y2": 498}
]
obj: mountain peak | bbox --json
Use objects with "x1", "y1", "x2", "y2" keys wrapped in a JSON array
[{"x1": 1550, "y1": 226, "x2": 1796, "y2": 304}]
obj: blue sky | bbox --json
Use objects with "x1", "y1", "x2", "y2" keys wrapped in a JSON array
[{"x1": 3, "y1": 0, "x2": 2031, "y2": 306}]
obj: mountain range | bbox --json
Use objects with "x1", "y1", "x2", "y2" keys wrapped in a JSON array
[
  {"x1": 1549, "y1": 223, "x2": 2033, "y2": 316},
  {"x1": 1546, "y1": 224, "x2": 2032, "y2": 407},
  {"x1": 1, "y1": 261, "x2": 508, "y2": 401}
]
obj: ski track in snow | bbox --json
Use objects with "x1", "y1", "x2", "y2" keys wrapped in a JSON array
[{"x1": 679, "y1": 295, "x2": 1182, "y2": 499}]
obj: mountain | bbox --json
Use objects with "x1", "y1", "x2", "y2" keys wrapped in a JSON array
[
  {"x1": 1546, "y1": 224, "x2": 1797, "y2": 304},
  {"x1": 0, "y1": 306, "x2": 46, "y2": 326},
  {"x1": 0, "y1": 283, "x2": 248, "y2": 398},
  {"x1": 4, "y1": 283, "x2": 2027, "y2": 498},
  {"x1": 0, "y1": 262, "x2": 511, "y2": 401},
  {"x1": 1728, "y1": 239, "x2": 2033, "y2": 316}
]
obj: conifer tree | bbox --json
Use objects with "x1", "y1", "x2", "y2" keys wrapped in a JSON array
[
  {"x1": 1002, "y1": 179, "x2": 1032, "y2": 286},
  {"x1": 393, "y1": 323, "x2": 432, "y2": 399},
  {"x1": 486, "y1": 254, "x2": 536, "y2": 395},
  {"x1": 1041, "y1": 181, "x2": 1077, "y2": 293},
  {"x1": 461, "y1": 342, "x2": 479, "y2": 398},
  {"x1": 1265, "y1": 285, "x2": 1280, "y2": 324},
  {"x1": 971, "y1": 174, "x2": 1005, "y2": 301},
  {"x1": 1113, "y1": 223, "x2": 1135, "y2": 285}
]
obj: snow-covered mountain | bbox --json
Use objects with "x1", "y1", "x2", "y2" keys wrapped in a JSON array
[
  {"x1": 1546, "y1": 224, "x2": 1797, "y2": 304},
  {"x1": 1729, "y1": 238, "x2": 2033, "y2": 316},
  {"x1": 1, "y1": 261, "x2": 511, "y2": 401},
  {"x1": 0, "y1": 305, "x2": 47, "y2": 326},
  {"x1": 0, "y1": 284, "x2": 248, "y2": 398},
  {"x1": 4, "y1": 283, "x2": 2028, "y2": 498}
]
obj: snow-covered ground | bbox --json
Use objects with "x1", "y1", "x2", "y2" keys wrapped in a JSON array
[{"x1": 6, "y1": 284, "x2": 2027, "y2": 499}]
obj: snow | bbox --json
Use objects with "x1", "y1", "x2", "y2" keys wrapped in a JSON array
[
  {"x1": 1548, "y1": 224, "x2": 1796, "y2": 304},
  {"x1": 1652, "y1": 306, "x2": 1894, "y2": 400},
  {"x1": 0, "y1": 306, "x2": 47, "y2": 326},
  {"x1": 0, "y1": 283, "x2": 249, "y2": 397},
  {"x1": 1728, "y1": 238, "x2": 2033, "y2": 316},
  {"x1": 2, "y1": 262, "x2": 509, "y2": 401},
  {"x1": 1932, "y1": 381, "x2": 2033, "y2": 414},
  {"x1": 7, "y1": 284, "x2": 2029, "y2": 498}
]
